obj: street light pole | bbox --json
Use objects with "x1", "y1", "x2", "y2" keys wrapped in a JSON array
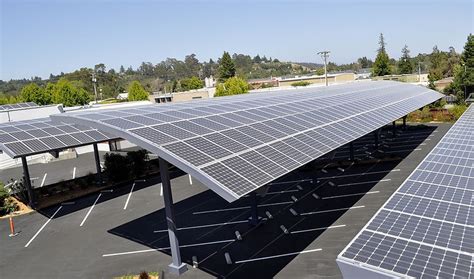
[
  {"x1": 318, "y1": 51, "x2": 330, "y2": 86},
  {"x1": 92, "y1": 72, "x2": 98, "y2": 104}
]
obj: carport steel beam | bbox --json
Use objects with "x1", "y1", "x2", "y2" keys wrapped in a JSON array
[
  {"x1": 21, "y1": 156, "x2": 35, "y2": 207},
  {"x1": 159, "y1": 157, "x2": 188, "y2": 275}
]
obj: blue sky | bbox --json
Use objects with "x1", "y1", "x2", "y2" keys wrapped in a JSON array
[{"x1": 1, "y1": 0, "x2": 472, "y2": 80}]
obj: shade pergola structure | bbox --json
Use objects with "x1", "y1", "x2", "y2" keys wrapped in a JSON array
[
  {"x1": 337, "y1": 104, "x2": 474, "y2": 278},
  {"x1": 0, "y1": 117, "x2": 117, "y2": 206},
  {"x1": 51, "y1": 81, "x2": 443, "y2": 275}
]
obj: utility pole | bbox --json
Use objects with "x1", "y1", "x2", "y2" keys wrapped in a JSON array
[
  {"x1": 318, "y1": 51, "x2": 330, "y2": 86},
  {"x1": 92, "y1": 72, "x2": 98, "y2": 104},
  {"x1": 418, "y1": 62, "x2": 421, "y2": 82}
]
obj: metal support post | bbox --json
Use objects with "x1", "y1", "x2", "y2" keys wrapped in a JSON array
[
  {"x1": 349, "y1": 142, "x2": 354, "y2": 161},
  {"x1": 93, "y1": 143, "x2": 102, "y2": 185},
  {"x1": 21, "y1": 156, "x2": 35, "y2": 207},
  {"x1": 250, "y1": 192, "x2": 260, "y2": 226},
  {"x1": 402, "y1": 116, "x2": 407, "y2": 130},
  {"x1": 374, "y1": 129, "x2": 380, "y2": 149},
  {"x1": 159, "y1": 158, "x2": 187, "y2": 275},
  {"x1": 392, "y1": 121, "x2": 396, "y2": 137}
]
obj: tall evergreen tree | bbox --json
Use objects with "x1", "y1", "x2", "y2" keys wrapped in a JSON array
[
  {"x1": 372, "y1": 33, "x2": 391, "y2": 76},
  {"x1": 218, "y1": 51, "x2": 236, "y2": 82},
  {"x1": 460, "y1": 34, "x2": 474, "y2": 97},
  {"x1": 398, "y1": 45, "x2": 414, "y2": 74}
]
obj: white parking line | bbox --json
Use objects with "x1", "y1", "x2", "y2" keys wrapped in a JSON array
[
  {"x1": 153, "y1": 219, "x2": 248, "y2": 233},
  {"x1": 234, "y1": 248, "x2": 323, "y2": 264},
  {"x1": 268, "y1": 179, "x2": 312, "y2": 185},
  {"x1": 188, "y1": 174, "x2": 193, "y2": 185},
  {"x1": 338, "y1": 179, "x2": 391, "y2": 187},
  {"x1": 322, "y1": 191, "x2": 380, "y2": 200},
  {"x1": 102, "y1": 239, "x2": 235, "y2": 257},
  {"x1": 123, "y1": 183, "x2": 135, "y2": 210},
  {"x1": 300, "y1": 205, "x2": 365, "y2": 216},
  {"x1": 291, "y1": 224, "x2": 346, "y2": 234},
  {"x1": 385, "y1": 148, "x2": 422, "y2": 153},
  {"x1": 319, "y1": 169, "x2": 400, "y2": 180},
  {"x1": 159, "y1": 183, "x2": 163, "y2": 196},
  {"x1": 193, "y1": 201, "x2": 293, "y2": 215},
  {"x1": 80, "y1": 193, "x2": 102, "y2": 227},
  {"x1": 72, "y1": 167, "x2": 76, "y2": 179},
  {"x1": 25, "y1": 206, "x2": 62, "y2": 247},
  {"x1": 40, "y1": 173, "x2": 48, "y2": 187}
]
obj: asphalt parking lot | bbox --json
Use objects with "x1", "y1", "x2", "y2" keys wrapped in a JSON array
[{"x1": 0, "y1": 123, "x2": 451, "y2": 279}]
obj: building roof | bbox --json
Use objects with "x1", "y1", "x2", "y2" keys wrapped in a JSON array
[{"x1": 52, "y1": 81, "x2": 441, "y2": 202}]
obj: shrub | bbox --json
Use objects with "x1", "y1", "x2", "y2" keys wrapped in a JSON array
[
  {"x1": 0, "y1": 182, "x2": 17, "y2": 215},
  {"x1": 215, "y1": 77, "x2": 249, "y2": 97},
  {"x1": 127, "y1": 150, "x2": 149, "y2": 178},
  {"x1": 291, "y1": 81, "x2": 311, "y2": 87},
  {"x1": 139, "y1": 271, "x2": 150, "y2": 279},
  {"x1": 104, "y1": 153, "x2": 131, "y2": 182},
  {"x1": 448, "y1": 105, "x2": 467, "y2": 120}
]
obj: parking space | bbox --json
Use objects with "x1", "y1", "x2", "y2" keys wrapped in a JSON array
[{"x1": 0, "y1": 123, "x2": 451, "y2": 279}]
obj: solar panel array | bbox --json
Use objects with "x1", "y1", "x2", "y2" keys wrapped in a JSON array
[
  {"x1": 0, "y1": 102, "x2": 38, "y2": 111},
  {"x1": 338, "y1": 105, "x2": 473, "y2": 278},
  {"x1": 0, "y1": 117, "x2": 115, "y2": 158},
  {"x1": 52, "y1": 81, "x2": 443, "y2": 202}
]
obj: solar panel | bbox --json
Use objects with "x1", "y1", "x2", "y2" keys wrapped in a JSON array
[
  {"x1": 337, "y1": 105, "x2": 474, "y2": 278},
  {"x1": 52, "y1": 81, "x2": 443, "y2": 202},
  {"x1": 0, "y1": 117, "x2": 116, "y2": 158},
  {"x1": 0, "y1": 102, "x2": 38, "y2": 111}
]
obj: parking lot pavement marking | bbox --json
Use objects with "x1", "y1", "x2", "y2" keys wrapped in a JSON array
[
  {"x1": 40, "y1": 173, "x2": 47, "y2": 187},
  {"x1": 290, "y1": 224, "x2": 347, "y2": 234},
  {"x1": 385, "y1": 148, "x2": 422, "y2": 153},
  {"x1": 25, "y1": 206, "x2": 63, "y2": 248},
  {"x1": 102, "y1": 239, "x2": 235, "y2": 257},
  {"x1": 322, "y1": 191, "x2": 380, "y2": 200},
  {"x1": 319, "y1": 169, "x2": 400, "y2": 180},
  {"x1": 153, "y1": 220, "x2": 249, "y2": 233},
  {"x1": 234, "y1": 248, "x2": 323, "y2": 264},
  {"x1": 188, "y1": 174, "x2": 193, "y2": 185},
  {"x1": 80, "y1": 193, "x2": 102, "y2": 227},
  {"x1": 337, "y1": 179, "x2": 391, "y2": 187},
  {"x1": 193, "y1": 201, "x2": 293, "y2": 215},
  {"x1": 123, "y1": 183, "x2": 135, "y2": 210},
  {"x1": 300, "y1": 205, "x2": 365, "y2": 216},
  {"x1": 72, "y1": 167, "x2": 76, "y2": 179},
  {"x1": 159, "y1": 183, "x2": 163, "y2": 196},
  {"x1": 268, "y1": 179, "x2": 313, "y2": 185}
]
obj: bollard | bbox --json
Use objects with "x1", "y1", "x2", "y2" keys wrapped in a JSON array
[
  {"x1": 192, "y1": 256, "x2": 198, "y2": 268},
  {"x1": 9, "y1": 217, "x2": 18, "y2": 237}
]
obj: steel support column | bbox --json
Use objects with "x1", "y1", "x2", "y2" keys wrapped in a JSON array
[
  {"x1": 159, "y1": 158, "x2": 187, "y2": 275},
  {"x1": 402, "y1": 116, "x2": 407, "y2": 130},
  {"x1": 250, "y1": 192, "x2": 260, "y2": 226},
  {"x1": 21, "y1": 156, "x2": 35, "y2": 207},
  {"x1": 392, "y1": 121, "x2": 396, "y2": 137},
  {"x1": 349, "y1": 142, "x2": 354, "y2": 161},
  {"x1": 374, "y1": 129, "x2": 380, "y2": 149},
  {"x1": 93, "y1": 143, "x2": 102, "y2": 184}
]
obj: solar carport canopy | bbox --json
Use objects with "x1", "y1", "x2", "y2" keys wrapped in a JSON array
[
  {"x1": 0, "y1": 102, "x2": 38, "y2": 111},
  {"x1": 0, "y1": 117, "x2": 116, "y2": 158},
  {"x1": 337, "y1": 104, "x2": 473, "y2": 278},
  {"x1": 51, "y1": 81, "x2": 442, "y2": 202}
]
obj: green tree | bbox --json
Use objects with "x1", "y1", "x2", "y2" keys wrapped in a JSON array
[
  {"x1": 20, "y1": 83, "x2": 52, "y2": 105},
  {"x1": 398, "y1": 45, "x2": 414, "y2": 74},
  {"x1": 53, "y1": 79, "x2": 90, "y2": 106},
  {"x1": 128, "y1": 80, "x2": 149, "y2": 101},
  {"x1": 446, "y1": 34, "x2": 474, "y2": 101},
  {"x1": 372, "y1": 33, "x2": 392, "y2": 76},
  {"x1": 218, "y1": 51, "x2": 236, "y2": 82},
  {"x1": 215, "y1": 77, "x2": 249, "y2": 97},
  {"x1": 428, "y1": 45, "x2": 445, "y2": 84},
  {"x1": 180, "y1": 76, "x2": 204, "y2": 91}
]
